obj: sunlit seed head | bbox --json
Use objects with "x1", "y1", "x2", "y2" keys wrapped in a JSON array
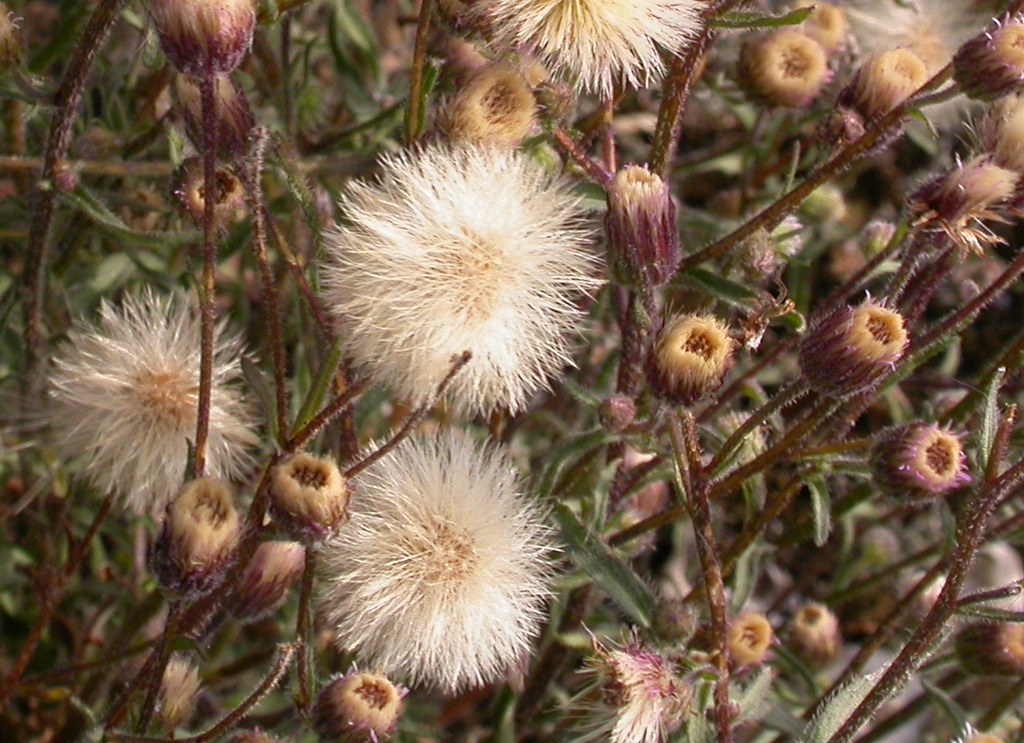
[
  {"x1": 647, "y1": 314, "x2": 735, "y2": 405},
  {"x1": 270, "y1": 453, "x2": 350, "y2": 541},
  {"x1": 441, "y1": 63, "x2": 537, "y2": 147},
  {"x1": 727, "y1": 612, "x2": 774, "y2": 667},
  {"x1": 314, "y1": 670, "x2": 405, "y2": 743},
  {"x1": 738, "y1": 29, "x2": 830, "y2": 108}
]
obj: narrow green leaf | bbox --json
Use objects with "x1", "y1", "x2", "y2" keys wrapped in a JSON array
[
  {"x1": 61, "y1": 188, "x2": 200, "y2": 249},
  {"x1": 291, "y1": 336, "x2": 345, "y2": 437},
  {"x1": 535, "y1": 429, "x2": 617, "y2": 500},
  {"x1": 977, "y1": 366, "x2": 1005, "y2": 475},
  {"x1": 807, "y1": 474, "x2": 831, "y2": 547},
  {"x1": 681, "y1": 267, "x2": 755, "y2": 307},
  {"x1": 241, "y1": 356, "x2": 279, "y2": 443},
  {"x1": 710, "y1": 7, "x2": 813, "y2": 29},
  {"x1": 553, "y1": 503, "x2": 656, "y2": 627},
  {"x1": 956, "y1": 604, "x2": 1024, "y2": 622}
]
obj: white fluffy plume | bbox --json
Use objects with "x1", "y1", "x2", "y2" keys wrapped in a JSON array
[
  {"x1": 316, "y1": 432, "x2": 556, "y2": 693},
  {"x1": 320, "y1": 142, "x2": 597, "y2": 417}
]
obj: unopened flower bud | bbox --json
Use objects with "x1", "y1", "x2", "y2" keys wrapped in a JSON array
[
  {"x1": 653, "y1": 598, "x2": 697, "y2": 644},
  {"x1": 173, "y1": 74, "x2": 254, "y2": 159},
  {"x1": 605, "y1": 165, "x2": 680, "y2": 289},
  {"x1": 225, "y1": 731, "x2": 289, "y2": 743},
  {"x1": 964, "y1": 734, "x2": 1005, "y2": 743},
  {"x1": 229, "y1": 541, "x2": 306, "y2": 623},
  {"x1": 149, "y1": 0, "x2": 256, "y2": 76},
  {"x1": 440, "y1": 63, "x2": 536, "y2": 147},
  {"x1": 980, "y1": 95, "x2": 1024, "y2": 173},
  {"x1": 955, "y1": 15, "x2": 1024, "y2": 101},
  {"x1": 647, "y1": 315, "x2": 734, "y2": 406},
  {"x1": 872, "y1": 423, "x2": 969, "y2": 501},
  {"x1": 157, "y1": 655, "x2": 201, "y2": 730},
  {"x1": 727, "y1": 613, "x2": 774, "y2": 667},
  {"x1": 796, "y1": 2, "x2": 846, "y2": 54},
  {"x1": 738, "y1": 29, "x2": 829, "y2": 108},
  {"x1": 0, "y1": 4, "x2": 23, "y2": 71},
  {"x1": 908, "y1": 156, "x2": 1017, "y2": 254},
  {"x1": 840, "y1": 49, "x2": 928, "y2": 121},
  {"x1": 154, "y1": 478, "x2": 240, "y2": 596},
  {"x1": 599, "y1": 394, "x2": 637, "y2": 433},
  {"x1": 862, "y1": 221, "x2": 897, "y2": 256},
  {"x1": 314, "y1": 671, "x2": 405, "y2": 743},
  {"x1": 270, "y1": 453, "x2": 350, "y2": 541},
  {"x1": 788, "y1": 602, "x2": 842, "y2": 666},
  {"x1": 799, "y1": 300, "x2": 908, "y2": 397},
  {"x1": 955, "y1": 622, "x2": 1024, "y2": 676},
  {"x1": 172, "y1": 157, "x2": 246, "y2": 228}
]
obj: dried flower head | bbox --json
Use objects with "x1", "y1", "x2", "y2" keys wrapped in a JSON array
[
  {"x1": 320, "y1": 142, "x2": 597, "y2": 417},
  {"x1": 475, "y1": 0, "x2": 705, "y2": 96},
  {"x1": 955, "y1": 14, "x2": 1024, "y2": 101},
  {"x1": 605, "y1": 165, "x2": 679, "y2": 289},
  {"x1": 440, "y1": 63, "x2": 537, "y2": 147},
  {"x1": 149, "y1": 0, "x2": 256, "y2": 76},
  {"x1": 584, "y1": 638, "x2": 690, "y2": 743},
  {"x1": 45, "y1": 289, "x2": 256, "y2": 515},
  {"x1": 979, "y1": 94, "x2": 1024, "y2": 173},
  {"x1": 872, "y1": 423, "x2": 969, "y2": 501},
  {"x1": 738, "y1": 29, "x2": 830, "y2": 108},
  {"x1": 646, "y1": 314, "x2": 735, "y2": 405},
  {"x1": 153, "y1": 477, "x2": 240, "y2": 597},
  {"x1": 173, "y1": 73, "x2": 254, "y2": 159},
  {"x1": 314, "y1": 670, "x2": 406, "y2": 743},
  {"x1": 317, "y1": 432, "x2": 555, "y2": 693},
  {"x1": 908, "y1": 156, "x2": 1018, "y2": 255},
  {"x1": 229, "y1": 540, "x2": 306, "y2": 623},
  {"x1": 799, "y1": 299, "x2": 908, "y2": 397},
  {"x1": 788, "y1": 602, "x2": 842, "y2": 666},
  {"x1": 840, "y1": 48, "x2": 929, "y2": 122},
  {"x1": 158, "y1": 655, "x2": 201, "y2": 730},
  {"x1": 172, "y1": 157, "x2": 247, "y2": 228},
  {"x1": 955, "y1": 621, "x2": 1024, "y2": 676},
  {"x1": 727, "y1": 612, "x2": 774, "y2": 667},
  {"x1": 270, "y1": 453, "x2": 350, "y2": 541}
]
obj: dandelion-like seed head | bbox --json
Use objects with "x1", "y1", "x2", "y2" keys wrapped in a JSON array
[
  {"x1": 320, "y1": 142, "x2": 598, "y2": 417},
  {"x1": 45, "y1": 289, "x2": 257, "y2": 515},
  {"x1": 475, "y1": 0, "x2": 706, "y2": 96},
  {"x1": 316, "y1": 432, "x2": 556, "y2": 693}
]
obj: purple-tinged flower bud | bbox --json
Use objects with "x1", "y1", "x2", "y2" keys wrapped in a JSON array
[
  {"x1": 157, "y1": 655, "x2": 200, "y2": 730},
  {"x1": 955, "y1": 621, "x2": 1024, "y2": 676},
  {"x1": 788, "y1": 602, "x2": 842, "y2": 666},
  {"x1": 799, "y1": 299, "x2": 908, "y2": 397},
  {"x1": 646, "y1": 314, "x2": 735, "y2": 406},
  {"x1": 172, "y1": 157, "x2": 247, "y2": 228},
  {"x1": 153, "y1": 478, "x2": 240, "y2": 597},
  {"x1": 954, "y1": 14, "x2": 1024, "y2": 101},
  {"x1": 605, "y1": 165, "x2": 680, "y2": 290},
  {"x1": 872, "y1": 423, "x2": 969, "y2": 501},
  {"x1": 738, "y1": 29, "x2": 830, "y2": 108},
  {"x1": 173, "y1": 74, "x2": 254, "y2": 159},
  {"x1": 839, "y1": 49, "x2": 928, "y2": 122},
  {"x1": 599, "y1": 394, "x2": 637, "y2": 434},
  {"x1": 229, "y1": 540, "x2": 306, "y2": 623},
  {"x1": 0, "y1": 3, "x2": 23, "y2": 71},
  {"x1": 908, "y1": 156, "x2": 1017, "y2": 254},
  {"x1": 270, "y1": 453, "x2": 350, "y2": 542},
  {"x1": 439, "y1": 63, "x2": 537, "y2": 147},
  {"x1": 653, "y1": 598, "x2": 697, "y2": 644},
  {"x1": 149, "y1": 0, "x2": 256, "y2": 76},
  {"x1": 314, "y1": 671, "x2": 405, "y2": 743},
  {"x1": 727, "y1": 612, "x2": 774, "y2": 668}
]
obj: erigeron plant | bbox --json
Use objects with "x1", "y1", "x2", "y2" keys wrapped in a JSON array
[{"x1": 6, "y1": 1, "x2": 1024, "y2": 742}]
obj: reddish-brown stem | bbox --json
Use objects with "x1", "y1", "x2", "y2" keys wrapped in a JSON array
[
  {"x1": 551, "y1": 126, "x2": 612, "y2": 186},
  {"x1": 245, "y1": 129, "x2": 289, "y2": 442},
  {"x1": 193, "y1": 70, "x2": 219, "y2": 477},
  {"x1": 22, "y1": 0, "x2": 126, "y2": 395}
]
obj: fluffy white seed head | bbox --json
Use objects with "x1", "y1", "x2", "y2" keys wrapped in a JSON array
[
  {"x1": 475, "y1": 0, "x2": 706, "y2": 96},
  {"x1": 45, "y1": 289, "x2": 257, "y2": 515},
  {"x1": 316, "y1": 432, "x2": 556, "y2": 693},
  {"x1": 320, "y1": 142, "x2": 598, "y2": 417}
]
